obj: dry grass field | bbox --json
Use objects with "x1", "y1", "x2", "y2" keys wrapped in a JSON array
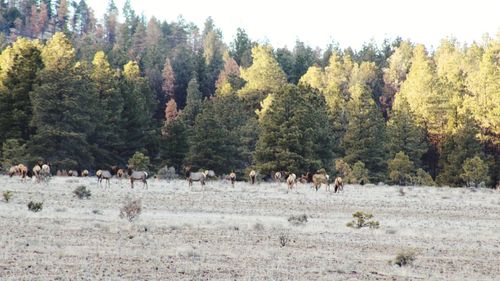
[{"x1": 0, "y1": 175, "x2": 499, "y2": 280}]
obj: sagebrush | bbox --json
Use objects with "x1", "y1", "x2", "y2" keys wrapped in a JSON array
[
  {"x1": 27, "y1": 201, "x2": 43, "y2": 212},
  {"x1": 346, "y1": 211, "x2": 379, "y2": 229},
  {"x1": 73, "y1": 185, "x2": 91, "y2": 199},
  {"x1": 393, "y1": 250, "x2": 416, "y2": 266},
  {"x1": 120, "y1": 199, "x2": 142, "y2": 222},
  {"x1": 3, "y1": 190, "x2": 13, "y2": 202}
]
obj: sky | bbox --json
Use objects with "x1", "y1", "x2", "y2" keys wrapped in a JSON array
[{"x1": 87, "y1": 0, "x2": 500, "y2": 50}]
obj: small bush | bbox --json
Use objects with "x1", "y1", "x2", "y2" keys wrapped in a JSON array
[
  {"x1": 388, "y1": 152, "x2": 414, "y2": 185},
  {"x1": 461, "y1": 156, "x2": 489, "y2": 187},
  {"x1": 128, "y1": 152, "x2": 150, "y2": 171},
  {"x1": 346, "y1": 211, "x2": 379, "y2": 229},
  {"x1": 73, "y1": 185, "x2": 91, "y2": 199},
  {"x1": 120, "y1": 199, "x2": 142, "y2": 222},
  {"x1": 335, "y1": 159, "x2": 353, "y2": 182},
  {"x1": 393, "y1": 250, "x2": 416, "y2": 267},
  {"x1": 28, "y1": 201, "x2": 43, "y2": 212},
  {"x1": 351, "y1": 161, "x2": 370, "y2": 184},
  {"x1": 412, "y1": 168, "x2": 435, "y2": 186},
  {"x1": 288, "y1": 214, "x2": 308, "y2": 226},
  {"x1": 3, "y1": 190, "x2": 13, "y2": 202},
  {"x1": 279, "y1": 234, "x2": 289, "y2": 247}
]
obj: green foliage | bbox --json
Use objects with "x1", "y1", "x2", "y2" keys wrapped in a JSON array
[
  {"x1": 230, "y1": 28, "x2": 253, "y2": 68},
  {"x1": 437, "y1": 114, "x2": 483, "y2": 186},
  {"x1": 238, "y1": 45, "x2": 287, "y2": 97},
  {"x1": 160, "y1": 119, "x2": 188, "y2": 172},
  {"x1": 412, "y1": 168, "x2": 436, "y2": 186},
  {"x1": 3, "y1": 190, "x2": 13, "y2": 202},
  {"x1": 0, "y1": 38, "x2": 42, "y2": 146},
  {"x1": 398, "y1": 44, "x2": 448, "y2": 136},
  {"x1": 388, "y1": 152, "x2": 414, "y2": 185},
  {"x1": 254, "y1": 84, "x2": 333, "y2": 175},
  {"x1": 460, "y1": 156, "x2": 489, "y2": 187},
  {"x1": 388, "y1": 96, "x2": 428, "y2": 167},
  {"x1": 88, "y1": 51, "x2": 125, "y2": 167},
  {"x1": 464, "y1": 41, "x2": 500, "y2": 141},
  {"x1": 73, "y1": 185, "x2": 91, "y2": 199},
  {"x1": 393, "y1": 250, "x2": 416, "y2": 267},
  {"x1": 27, "y1": 201, "x2": 43, "y2": 212},
  {"x1": 351, "y1": 161, "x2": 370, "y2": 184},
  {"x1": 181, "y1": 77, "x2": 203, "y2": 127},
  {"x1": 128, "y1": 152, "x2": 150, "y2": 171},
  {"x1": 28, "y1": 34, "x2": 97, "y2": 170},
  {"x1": 346, "y1": 211, "x2": 379, "y2": 229},
  {"x1": 185, "y1": 95, "x2": 251, "y2": 174},
  {"x1": 120, "y1": 61, "x2": 156, "y2": 160},
  {"x1": 342, "y1": 84, "x2": 387, "y2": 181},
  {"x1": 1, "y1": 139, "x2": 27, "y2": 168}
]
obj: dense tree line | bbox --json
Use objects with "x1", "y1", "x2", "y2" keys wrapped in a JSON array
[{"x1": 0, "y1": 0, "x2": 498, "y2": 187}]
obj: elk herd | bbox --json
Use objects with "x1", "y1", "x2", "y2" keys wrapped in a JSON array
[{"x1": 5, "y1": 163, "x2": 344, "y2": 193}]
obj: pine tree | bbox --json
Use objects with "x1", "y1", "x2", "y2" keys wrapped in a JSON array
[
  {"x1": 238, "y1": 45, "x2": 287, "y2": 98},
  {"x1": 254, "y1": 84, "x2": 333, "y2": 175},
  {"x1": 185, "y1": 95, "x2": 250, "y2": 174},
  {"x1": 162, "y1": 58, "x2": 175, "y2": 98},
  {"x1": 388, "y1": 151, "x2": 414, "y2": 185},
  {"x1": 437, "y1": 112, "x2": 483, "y2": 186},
  {"x1": 381, "y1": 40, "x2": 413, "y2": 116},
  {"x1": 159, "y1": 119, "x2": 188, "y2": 172},
  {"x1": 181, "y1": 77, "x2": 203, "y2": 127},
  {"x1": 460, "y1": 156, "x2": 489, "y2": 187},
  {"x1": 342, "y1": 84, "x2": 387, "y2": 181},
  {"x1": 119, "y1": 60, "x2": 156, "y2": 160},
  {"x1": 0, "y1": 38, "x2": 42, "y2": 147},
  {"x1": 215, "y1": 54, "x2": 243, "y2": 96},
  {"x1": 88, "y1": 51, "x2": 125, "y2": 167},
  {"x1": 28, "y1": 32, "x2": 96, "y2": 170},
  {"x1": 387, "y1": 95, "x2": 428, "y2": 167},
  {"x1": 398, "y1": 44, "x2": 448, "y2": 138},
  {"x1": 230, "y1": 27, "x2": 253, "y2": 68}
]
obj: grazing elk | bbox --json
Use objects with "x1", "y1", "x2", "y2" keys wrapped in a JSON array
[
  {"x1": 333, "y1": 177, "x2": 343, "y2": 193},
  {"x1": 312, "y1": 173, "x2": 329, "y2": 191},
  {"x1": 273, "y1": 171, "x2": 284, "y2": 182},
  {"x1": 96, "y1": 170, "x2": 112, "y2": 188},
  {"x1": 32, "y1": 164, "x2": 42, "y2": 183},
  {"x1": 82, "y1": 170, "x2": 89, "y2": 177},
  {"x1": 188, "y1": 170, "x2": 208, "y2": 188},
  {"x1": 249, "y1": 170, "x2": 256, "y2": 184},
  {"x1": 40, "y1": 164, "x2": 51, "y2": 182},
  {"x1": 10, "y1": 164, "x2": 28, "y2": 181},
  {"x1": 128, "y1": 167, "x2": 148, "y2": 189},
  {"x1": 286, "y1": 173, "x2": 297, "y2": 190},
  {"x1": 116, "y1": 169, "x2": 125, "y2": 179},
  {"x1": 228, "y1": 172, "x2": 236, "y2": 188}
]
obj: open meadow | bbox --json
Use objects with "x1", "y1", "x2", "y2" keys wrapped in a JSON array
[{"x1": 0, "y1": 175, "x2": 499, "y2": 280}]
